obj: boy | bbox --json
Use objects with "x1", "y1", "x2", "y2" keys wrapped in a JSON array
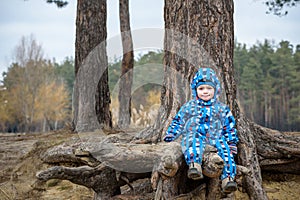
[{"x1": 164, "y1": 67, "x2": 239, "y2": 194}]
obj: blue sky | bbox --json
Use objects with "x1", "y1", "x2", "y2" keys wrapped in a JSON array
[{"x1": 0, "y1": 0, "x2": 300, "y2": 78}]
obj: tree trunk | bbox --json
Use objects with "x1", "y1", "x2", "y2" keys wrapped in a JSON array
[
  {"x1": 136, "y1": 0, "x2": 268, "y2": 199},
  {"x1": 73, "y1": 0, "x2": 112, "y2": 132},
  {"x1": 133, "y1": 0, "x2": 191, "y2": 143},
  {"x1": 118, "y1": 0, "x2": 134, "y2": 129},
  {"x1": 36, "y1": 0, "x2": 300, "y2": 199}
]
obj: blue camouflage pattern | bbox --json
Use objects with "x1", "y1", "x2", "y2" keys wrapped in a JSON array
[{"x1": 164, "y1": 68, "x2": 239, "y2": 180}]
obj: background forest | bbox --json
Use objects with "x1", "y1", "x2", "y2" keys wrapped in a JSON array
[{"x1": 0, "y1": 37, "x2": 299, "y2": 133}]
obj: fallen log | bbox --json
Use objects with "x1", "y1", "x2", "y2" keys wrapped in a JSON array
[{"x1": 36, "y1": 133, "x2": 250, "y2": 199}]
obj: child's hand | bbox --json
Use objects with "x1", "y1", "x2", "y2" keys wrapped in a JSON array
[{"x1": 163, "y1": 135, "x2": 175, "y2": 142}]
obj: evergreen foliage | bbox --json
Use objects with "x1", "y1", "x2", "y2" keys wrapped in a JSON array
[
  {"x1": 109, "y1": 44, "x2": 300, "y2": 131},
  {"x1": 265, "y1": 0, "x2": 300, "y2": 16},
  {"x1": 108, "y1": 51, "x2": 163, "y2": 110},
  {"x1": 54, "y1": 57, "x2": 75, "y2": 98},
  {"x1": 0, "y1": 41, "x2": 299, "y2": 132},
  {"x1": 46, "y1": 0, "x2": 68, "y2": 8},
  {"x1": 235, "y1": 40, "x2": 300, "y2": 131}
]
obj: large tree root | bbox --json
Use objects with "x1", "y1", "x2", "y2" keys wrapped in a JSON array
[{"x1": 36, "y1": 132, "x2": 251, "y2": 199}]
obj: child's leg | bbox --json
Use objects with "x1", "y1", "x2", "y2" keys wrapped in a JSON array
[
  {"x1": 182, "y1": 132, "x2": 206, "y2": 180},
  {"x1": 215, "y1": 137, "x2": 237, "y2": 180},
  {"x1": 182, "y1": 132, "x2": 206, "y2": 164}
]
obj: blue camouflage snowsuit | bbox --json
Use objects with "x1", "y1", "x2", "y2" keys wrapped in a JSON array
[{"x1": 164, "y1": 68, "x2": 239, "y2": 180}]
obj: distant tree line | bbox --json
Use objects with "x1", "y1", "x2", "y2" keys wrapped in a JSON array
[
  {"x1": 0, "y1": 37, "x2": 299, "y2": 133},
  {"x1": 110, "y1": 40, "x2": 300, "y2": 131},
  {"x1": 234, "y1": 40, "x2": 300, "y2": 131},
  {"x1": 0, "y1": 36, "x2": 73, "y2": 133}
]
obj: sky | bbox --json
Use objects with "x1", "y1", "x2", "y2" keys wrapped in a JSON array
[{"x1": 0, "y1": 0, "x2": 300, "y2": 79}]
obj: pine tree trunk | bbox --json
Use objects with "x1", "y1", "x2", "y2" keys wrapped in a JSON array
[
  {"x1": 73, "y1": 0, "x2": 112, "y2": 132},
  {"x1": 118, "y1": 0, "x2": 134, "y2": 129},
  {"x1": 138, "y1": 0, "x2": 269, "y2": 198}
]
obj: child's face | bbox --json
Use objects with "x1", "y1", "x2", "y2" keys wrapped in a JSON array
[{"x1": 196, "y1": 84, "x2": 215, "y2": 101}]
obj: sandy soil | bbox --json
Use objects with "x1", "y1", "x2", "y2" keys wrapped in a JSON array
[{"x1": 0, "y1": 132, "x2": 299, "y2": 200}]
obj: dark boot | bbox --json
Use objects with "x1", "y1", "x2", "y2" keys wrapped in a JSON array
[
  {"x1": 221, "y1": 177, "x2": 237, "y2": 194},
  {"x1": 187, "y1": 162, "x2": 203, "y2": 180}
]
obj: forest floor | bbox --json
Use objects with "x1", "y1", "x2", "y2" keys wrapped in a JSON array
[{"x1": 0, "y1": 131, "x2": 299, "y2": 200}]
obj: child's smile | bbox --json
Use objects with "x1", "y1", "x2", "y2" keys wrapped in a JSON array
[{"x1": 196, "y1": 84, "x2": 215, "y2": 101}]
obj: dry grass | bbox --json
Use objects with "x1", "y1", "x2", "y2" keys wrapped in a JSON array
[
  {"x1": 111, "y1": 89, "x2": 161, "y2": 128},
  {"x1": 1, "y1": 130, "x2": 300, "y2": 199}
]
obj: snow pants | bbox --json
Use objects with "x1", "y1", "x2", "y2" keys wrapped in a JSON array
[{"x1": 182, "y1": 132, "x2": 237, "y2": 180}]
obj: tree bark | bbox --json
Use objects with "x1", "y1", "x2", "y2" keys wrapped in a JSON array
[
  {"x1": 73, "y1": 0, "x2": 112, "y2": 132},
  {"x1": 252, "y1": 123, "x2": 300, "y2": 174},
  {"x1": 133, "y1": 0, "x2": 191, "y2": 143},
  {"x1": 118, "y1": 0, "x2": 134, "y2": 129},
  {"x1": 37, "y1": 164, "x2": 120, "y2": 199},
  {"x1": 134, "y1": 0, "x2": 287, "y2": 199},
  {"x1": 37, "y1": 133, "x2": 242, "y2": 199}
]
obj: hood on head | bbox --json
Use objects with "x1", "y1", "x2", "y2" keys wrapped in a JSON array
[{"x1": 190, "y1": 68, "x2": 221, "y2": 101}]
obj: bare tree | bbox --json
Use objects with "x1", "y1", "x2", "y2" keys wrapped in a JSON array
[
  {"x1": 118, "y1": 0, "x2": 134, "y2": 129},
  {"x1": 2, "y1": 35, "x2": 69, "y2": 133},
  {"x1": 7, "y1": 35, "x2": 51, "y2": 132}
]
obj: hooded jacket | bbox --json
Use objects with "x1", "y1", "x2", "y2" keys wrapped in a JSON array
[{"x1": 165, "y1": 68, "x2": 238, "y2": 147}]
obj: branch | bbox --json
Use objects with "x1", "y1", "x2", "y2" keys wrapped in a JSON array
[
  {"x1": 89, "y1": 140, "x2": 183, "y2": 173},
  {"x1": 36, "y1": 164, "x2": 105, "y2": 188},
  {"x1": 36, "y1": 163, "x2": 120, "y2": 198},
  {"x1": 46, "y1": 0, "x2": 68, "y2": 8},
  {"x1": 42, "y1": 143, "x2": 100, "y2": 167},
  {"x1": 252, "y1": 123, "x2": 300, "y2": 173}
]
